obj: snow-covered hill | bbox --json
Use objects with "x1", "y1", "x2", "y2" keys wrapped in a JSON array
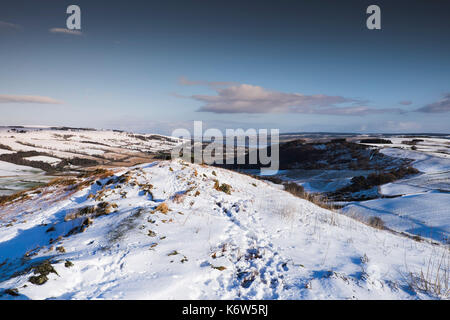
[
  {"x1": 0, "y1": 126, "x2": 183, "y2": 196},
  {"x1": 344, "y1": 147, "x2": 450, "y2": 243},
  {"x1": 0, "y1": 126, "x2": 182, "y2": 167},
  {"x1": 0, "y1": 160, "x2": 448, "y2": 299}
]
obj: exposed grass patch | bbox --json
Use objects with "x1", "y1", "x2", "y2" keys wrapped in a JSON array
[
  {"x1": 64, "y1": 201, "x2": 117, "y2": 221},
  {"x1": 282, "y1": 182, "x2": 337, "y2": 211},
  {"x1": 0, "y1": 191, "x2": 31, "y2": 206},
  {"x1": 367, "y1": 216, "x2": 385, "y2": 229},
  {"x1": 3, "y1": 288, "x2": 19, "y2": 296},
  {"x1": 283, "y1": 182, "x2": 305, "y2": 197},
  {"x1": 153, "y1": 202, "x2": 169, "y2": 214},
  {"x1": 211, "y1": 265, "x2": 227, "y2": 271},
  {"x1": 45, "y1": 178, "x2": 78, "y2": 187},
  {"x1": 56, "y1": 246, "x2": 66, "y2": 253},
  {"x1": 140, "y1": 183, "x2": 154, "y2": 199},
  {"x1": 28, "y1": 260, "x2": 58, "y2": 286},
  {"x1": 64, "y1": 260, "x2": 74, "y2": 268},
  {"x1": 0, "y1": 143, "x2": 13, "y2": 151},
  {"x1": 172, "y1": 192, "x2": 185, "y2": 204},
  {"x1": 65, "y1": 217, "x2": 93, "y2": 236},
  {"x1": 214, "y1": 180, "x2": 232, "y2": 195},
  {"x1": 78, "y1": 168, "x2": 115, "y2": 179}
]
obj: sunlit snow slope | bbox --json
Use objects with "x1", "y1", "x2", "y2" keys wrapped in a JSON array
[{"x1": 0, "y1": 160, "x2": 448, "y2": 299}]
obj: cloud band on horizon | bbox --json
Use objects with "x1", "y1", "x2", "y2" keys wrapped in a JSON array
[
  {"x1": 0, "y1": 95, "x2": 63, "y2": 104},
  {"x1": 416, "y1": 93, "x2": 450, "y2": 113},
  {"x1": 0, "y1": 20, "x2": 22, "y2": 31},
  {"x1": 49, "y1": 28, "x2": 82, "y2": 36},
  {"x1": 180, "y1": 78, "x2": 404, "y2": 116}
]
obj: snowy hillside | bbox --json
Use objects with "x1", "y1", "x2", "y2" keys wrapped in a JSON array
[
  {"x1": 0, "y1": 160, "x2": 448, "y2": 300},
  {"x1": 344, "y1": 147, "x2": 450, "y2": 243},
  {"x1": 0, "y1": 126, "x2": 183, "y2": 196},
  {"x1": 0, "y1": 126, "x2": 182, "y2": 167}
]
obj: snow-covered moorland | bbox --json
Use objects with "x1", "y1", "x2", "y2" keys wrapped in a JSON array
[
  {"x1": 0, "y1": 126, "x2": 184, "y2": 196},
  {"x1": 343, "y1": 146, "x2": 450, "y2": 244},
  {"x1": 0, "y1": 126, "x2": 183, "y2": 167},
  {"x1": 0, "y1": 160, "x2": 448, "y2": 300}
]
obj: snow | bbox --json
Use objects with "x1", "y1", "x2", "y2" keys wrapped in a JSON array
[
  {"x1": 0, "y1": 160, "x2": 448, "y2": 300},
  {"x1": 0, "y1": 175, "x2": 55, "y2": 197},
  {"x1": 0, "y1": 127, "x2": 183, "y2": 161},
  {"x1": 24, "y1": 156, "x2": 62, "y2": 165},
  {"x1": 278, "y1": 169, "x2": 370, "y2": 193},
  {"x1": 380, "y1": 183, "x2": 427, "y2": 196},
  {"x1": 0, "y1": 160, "x2": 43, "y2": 177},
  {"x1": 360, "y1": 138, "x2": 450, "y2": 160},
  {"x1": 344, "y1": 191, "x2": 449, "y2": 243},
  {"x1": 341, "y1": 146, "x2": 450, "y2": 244},
  {"x1": 0, "y1": 149, "x2": 14, "y2": 155},
  {"x1": 381, "y1": 148, "x2": 450, "y2": 173}
]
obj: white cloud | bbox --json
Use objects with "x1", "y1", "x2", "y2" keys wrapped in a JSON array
[
  {"x1": 49, "y1": 28, "x2": 82, "y2": 36},
  {"x1": 183, "y1": 80, "x2": 401, "y2": 116},
  {"x1": 0, "y1": 95, "x2": 63, "y2": 104},
  {"x1": 417, "y1": 93, "x2": 450, "y2": 113},
  {"x1": 0, "y1": 21, "x2": 22, "y2": 31}
]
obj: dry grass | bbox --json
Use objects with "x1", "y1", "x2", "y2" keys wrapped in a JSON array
[
  {"x1": 0, "y1": 179, "x2": 80, "y2": 206},
  {"x1": 64, "y1": 201, "x2": 117, "y2": 221},
  {"x1": 45, "y1": 178, "x2": 78, "y2": 187},
  {"x1": 302, "y1": 193, "x2": 337, "y2": 211},
  {"x1": 78, "y1": 168, "x2": 115, "y2": 179},
  {"x1": 1, "y1": 169, "x2": 113, "y2": 208},
  {"x1": 283, "y1": 182, "x2": 305, "y2": 197},
  {"x1": 367, "y1": 216, "x2": 385, "y2": 229},
  {"x1": 0, "y1": 191, "x2": 31, "y2": 206},
  {"x1": 277, "y1": 201, "x2": 297, "y2": 221},
  {"x1": 172, "y1": 193, "x2": 185, "y2": 204},
  {"x1": 140, "y1": 183, "x2": 154, "y2": 198},
  {"x1": 214, "y1": 180, "x2": 232, "y2": 195},
  {"x1": 408, "y1": 248, "x2": 449, "y2": 298},
  {"x1": 281, "y1": 182, "x2": 337, "y2": 211},
  {"x1": 154, "y1": 202, "x2": 169, "y2": 214}
]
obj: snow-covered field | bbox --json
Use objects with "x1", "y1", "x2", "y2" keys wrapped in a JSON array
[
  {"x1": 0, "y1": 160, "x2": 448, "y2": 300},
  {"x1": 277, "y1": 169, "x2": 372, "y2": 193},
  {"x1": 343, "y1": 147, "x2": 450, "y2": 243},
  {"x1": 0, "y1": 126, "x2": 184, "y2": 195},
  {"x1": 0, "y1": 126, "x2": 183, "y2": 165},
  {"x1": 359, "y1": 137, "x2": 450, "y2": 159},
  {"x1": 0, "y1": 159, "x2": 51, "y2": 196},
  {"x1": 0, "y1": 160, "x2": 43, "y2": 177},
  {"x1": 23, "y1": 156, "x2": 62, "y2": 166}
]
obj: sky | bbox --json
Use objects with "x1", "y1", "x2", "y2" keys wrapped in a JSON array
[{"x1": 1, "y1": 0, "x2": 449, "y2": 134}]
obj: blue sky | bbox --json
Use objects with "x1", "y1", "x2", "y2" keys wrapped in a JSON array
[{"x1": 1, "y1": 0, "x2": 449, "y2": 134}]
